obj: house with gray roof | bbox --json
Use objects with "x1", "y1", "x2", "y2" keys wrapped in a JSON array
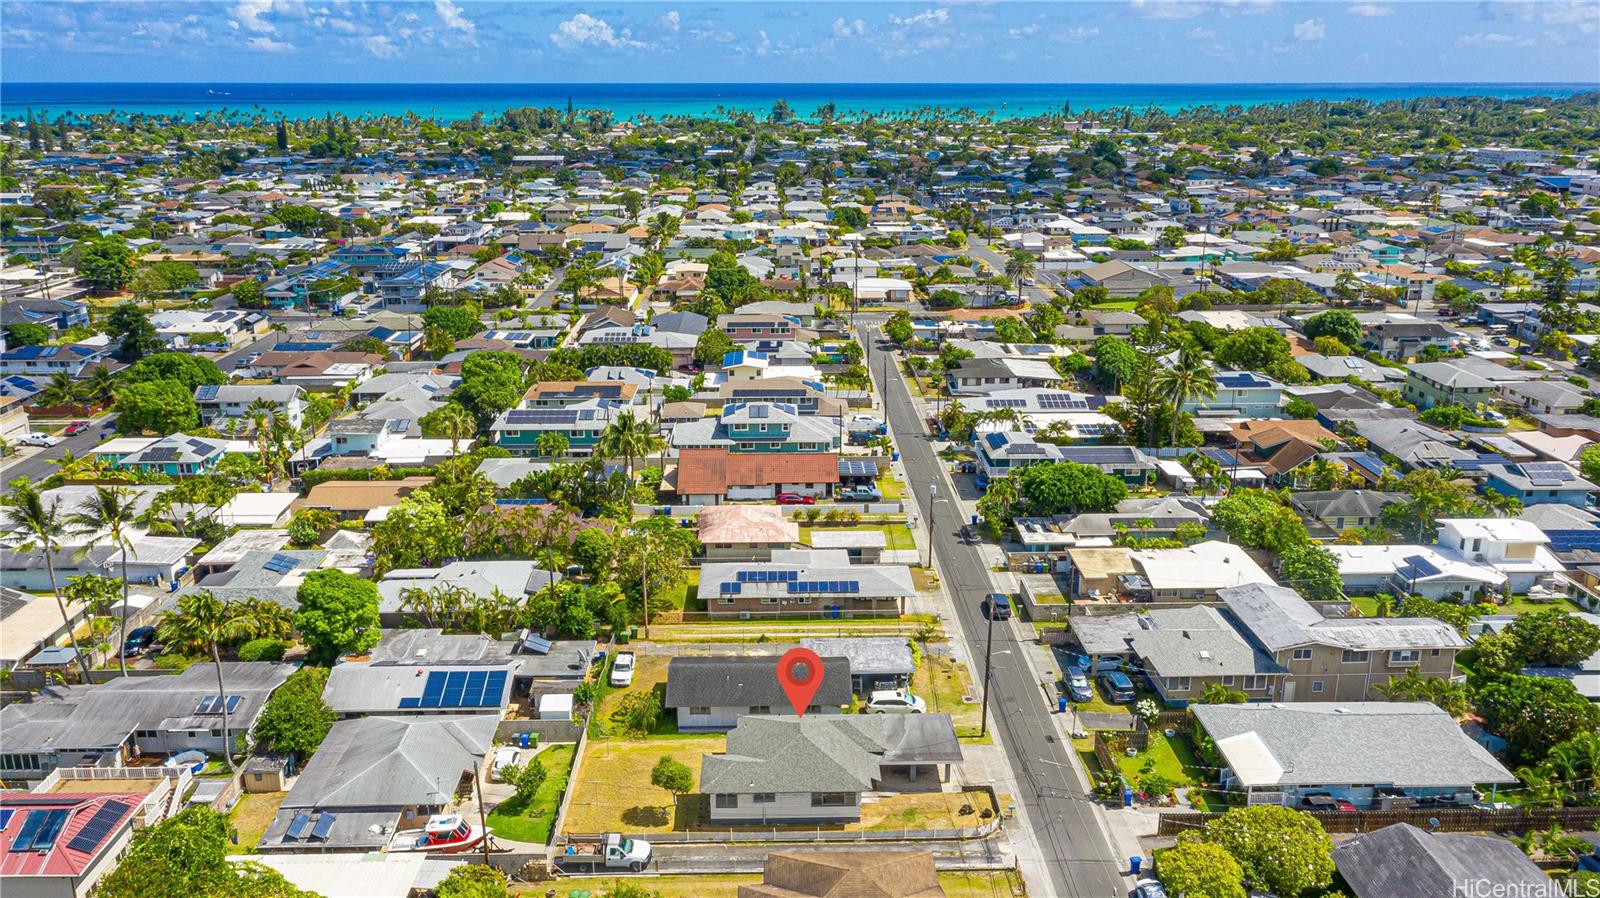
[
  {"x1": 1190, "y1": 702, "x2": 1515, "y2": 809},
  {"x1": 257, "y1": 714, "x2": 497, "y2": 853},
  {"x1": 1331, "y1": 823, "x2": 1554, "y2": 898},
  {"x1": 376, "y1": 561, "x2": 562, "y2": 626},
  {"x1": 194, "y1": 384, "x2": 306, "y2": 429},
  {"x1": 1068, "y1": 605, "x2": 1287, "y2": 705},
  {"x1": 1290, "y1": 490, "x2": 1407, "y2": 532},
  {"x1": 797, "y1": 638, "x2": 915, "y2": 694},
  {"x1": 665, "y1": 655, "x2": 853, "y2": 730},
  {"x1": 1353, "y1": 419, "x2": 1474, "y2": 469},
  {"x1": 0, "y1": 662, "x2": 294, "y2": 778},
  {"x1": 698, "y1": 550, "x2": 915, "y2": 619},
  {"x1": 700, "y1": 715, "x2": 963, "y2": 823},
  {"x1": 1218, "y1": 583, "x2": 1465, "y2": 702}
]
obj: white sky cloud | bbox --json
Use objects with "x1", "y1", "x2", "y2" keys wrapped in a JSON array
[
  {"x1": 550, "y1": 13, "x2": 647, "y2": 50},
  {"x1": 890, "y1": 8, "x2": 949, "y2": 27},
  {"x1": 831, "y1": 16, "x2": 866, "y2": 37},
  {"x1": 362, "y1": 33, "x2": 398, "y2": 58},
  {"x1": 231, "y1": 0, "x2": 276, "y2": 32},
  {"x1": 247, "y1": 35, "x2": 295, "y2": 52},
  {"x1": 659, "y1": 10, "x2": 680, "y2": 32},
  {"x1": 1293, "y1": 17, "x2": 1326, "y2": 40},
  {"x1": 434, "y1": 0, "x2": 475, "y2": 38},
  {"x1": 1347, "y1": 3, "x2": 1393, "y2": 16}
]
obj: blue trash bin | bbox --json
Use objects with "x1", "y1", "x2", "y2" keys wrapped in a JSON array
[
  {"x1": 1129, "y1": 856, "x2": 1142, "y2": 876},
  {"x1": 1123, "y1": 786, "x2": 1134, "y2": 808},
  {"x1": 1057, "y1": 696, "x2": 1068, "y2": 714}
]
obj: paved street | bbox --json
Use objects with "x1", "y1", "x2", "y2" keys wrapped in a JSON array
[
  {"x1": 863, "y1": 324, "x2": 1126, "y2": 898},
  {"x1": 964, "y1": 236, "x2": 1054, "y2": 305}
]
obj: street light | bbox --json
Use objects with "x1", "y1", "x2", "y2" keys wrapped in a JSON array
[{"x1": 979, "y1": 643, "x2": 1011, "y2": 739}]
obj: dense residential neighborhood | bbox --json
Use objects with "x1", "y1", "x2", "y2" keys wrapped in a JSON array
[{"x1": 3, "y1": 83, "x2": 1600, "y2": 898}]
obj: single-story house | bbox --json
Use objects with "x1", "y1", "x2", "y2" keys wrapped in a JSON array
[{"x1": 664, "y1": 655, "x2": 853, "y2": 730}]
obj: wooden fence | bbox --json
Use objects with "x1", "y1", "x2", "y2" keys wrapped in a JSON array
[{"x1": 1157, "y1": 806, "x2": 1600, "y2": 837}]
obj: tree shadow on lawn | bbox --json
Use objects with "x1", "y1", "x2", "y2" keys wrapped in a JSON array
[{"x1": 620, "y1": 805, "x2": 669, "y2": 827}]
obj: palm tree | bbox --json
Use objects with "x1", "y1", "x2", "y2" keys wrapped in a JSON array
[
  {"x1": 429, "y1": 404, "x2": 476, "y2": 456},
  {"x1": 80, "y1": 365, "x2": 118, "y2": 408},
  {"x1": 1153, "y1": 347, "x2": 1216, "y2": 447},
  {"x1": 597, "y1": 410, "x2": 664, "y2": 483},
  {"x1": 155, "y1": 590, "x2": 271, "y2": 772},
  {"x1": 36, "y1": 371, "x2": 81, "y2": 409},
  {"x1": 68, "y1": 485, "x2": 140, "y2": 677},
  {"x1": 3, "y1": 484, "x2": 93, "y2": 682},
  {"x1": 1003, "y1": 250, "x2": 1036, "y2": 306}
]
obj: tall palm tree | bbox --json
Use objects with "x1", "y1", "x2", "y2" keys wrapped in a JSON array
[
  {"x1": 1153, "y1": 347, "x2": 1217, "y2": 447},
  {"x1": 3, "y1": 484, "x2": 93, "y2": 682},
  {"x1": 597, "y1": 410, "x2": 664, "y2": 483},
  {"x1": 36, "y1": 371, "x2": 81, "y2": 409},
  {"x1": 68, "y1": 485, "x2": 140, "y2": 677},
  {"x1": 155, "y1": 590, "x2": 271, "y2": 772},
  {"x1": 1003, "y1": 250, "x2": 1036, "y2": 306},
  {"x1": 81, "y1": 365, "x2": 118, "y2": 408},
  {"x1": 429, "y1": 404, "x2": 476, "y2": 456}
]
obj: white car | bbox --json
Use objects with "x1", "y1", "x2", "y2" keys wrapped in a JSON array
[
  {"x1": 19, "y1": 432, "x2": 59, "y2": 448},
  {"x1": 609, "y1": 651, "x2": 636, "y2": 687},
  {"x1": 866, "y1": 689, "x2": 926, "y2": 714},
  {"x1": 490, "y1": 747, "x2": 521, "y2": 782}
]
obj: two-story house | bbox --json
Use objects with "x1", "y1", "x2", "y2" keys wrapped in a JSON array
[
  {"x1": 1435, "y1": 518, "x2": 1566, "y2": 592},
  {"x1": 1220, "y1": 583, "x2": 1466, "y2": 703},
  {"x1": 0, "y1": 343, "x2": 113, "y2": 378},
  {"x1": 671, "y1": 402, "x2": 841, "y2": 454},
  {"x1": 1402, "y1": 362, "x2": 1496, "y2": 410},
  {"x1": 489, "y1": 401, "x2": 623, "y2": 456},
  {"x1": 194, "y1": 384, "x2": 306, "y2": 430},
  {"x1": 1185, "y1": 372, "x2": 1286, "y2": 419},
  {"x1": 1479, "y1": 462, "x2": 1598, "y2": 509}
]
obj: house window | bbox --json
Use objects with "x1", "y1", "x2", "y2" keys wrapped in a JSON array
[
  {"x1": 749, "y1": 706, "x2": 770, "y2": 714},
  {"x1": 719, "y1": 597, "x2": 735, "y2": 605},
  {"x1": 1430, "y1": 649, "x2": 1441, "y2": 657},
  {"x1": 714, "y1": 794, "x2": 739, "y2": 809},
  {"x1": 1311, "y1": 681, "x2": 1325, "y2": 694},
  {"x1": 1168, "y1": 677, "x2": 1191, "y2": 692},
  {"x1": 689, "y1": 707, "x2": 711, "y2": 716},
  {"x1": 1341, "y1": 650, "x2": 1368, "y2": 664},
  {"x1": 1222, "y1": 676, "x2": 1235, "y2": 687},
  {"x1": 1291, "y1": 648, "x2": 1313, "y2": 661},
  {"x1": 811, "y1": 792, "x2": 852, "y2": 807},
  {"x1": 1240, "y1": 676, "x2": 1268, "y2": 690},
  {"x1": 1390, "y1": 650, "x2": 1421, "y2": 666},
  {"x1": 752, "y1": 793, "x2": 776, "y2": 804}
]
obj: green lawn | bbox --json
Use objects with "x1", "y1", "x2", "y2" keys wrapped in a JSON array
[
  {"x1": 876, "y1": 475, "x2": 906, "y2": 500},
  {"x1": 912, "y1": 651, "x2": 985, "y2": 741},
  {"x1": 485, "y1": 743, "x2": 577, "y2": 844},
  {"x1": 1496, "y1": 594, "x2": 1582, "y2": 614},
  {"x1": 654, "y1": 569, "x2": 700, "y2": 612},
  {"x1": 1090, "y1": 300, "x2": 1139, "y2": 310},
  {"x1": 799, "y1": 523, "x2": 917, "y2": 552}
]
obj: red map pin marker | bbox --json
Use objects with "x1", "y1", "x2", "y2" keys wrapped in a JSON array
[{"x1": 776, "y1": 647, "x2": 824, "y2": 717}]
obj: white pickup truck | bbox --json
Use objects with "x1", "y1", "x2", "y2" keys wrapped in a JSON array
[{"x1": 555, "y1": 833, "x2": 652, "y2": 872}]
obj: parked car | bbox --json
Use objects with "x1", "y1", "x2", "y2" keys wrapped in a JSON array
[
  {"x1": 1093, "y1": 656, "x2": 1130, "y2": 674},
  {"x1": 1066, "y1": 671, "x2": 1093, "y2": 703},
  {"x1": 235, "y1": 352, "x2": 262, "y2": 369},
  {"x1": 19, "y1": 432, "x2": 59, "y2": 447},
  {"x1": 775, "y1": 493, "x2": 816, "y2": 506},
  {"x1": 1300, "y1": 792, "x2": 1358, "y2": 812},
  {"x1": 63, "y1": 420, "x2": 89, "y2": 435},
  {"x1": 982, "y1": 593, "x2": 1012, "y2": 621},
  {"x1": 866, "y1": 689, "x2": 926, "y2": 714},
  {"x1": 120, "y1": 626, "x2": 156, "y2": 657},
  {"x1": 1132, "y1": 880, "x2": 1168, "y2": 898},
  {"x1": 609, "y1": 651, "x2": 636, "y2": 687},
  {"x1": 491, "y1": 747, "x2": 522, "y2": 782},
  {"x1": 839, "y1": 486, "x2": 882, "y2": 502},
  {"x1": 1098, "y1": 671, "x2": 1136, "y2": 703}
]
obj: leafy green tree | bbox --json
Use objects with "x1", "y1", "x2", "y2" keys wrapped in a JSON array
[
  {"x1": 1014, "y1": 461, "x2": 1128, "y2": 515},
  {"x1": 693, "y1": 327, "x2": 737, "y2": 365},
  {"x1": 1092, "y1": 336, "x2": 1141, "y2": 391},
  {"x1": 616, "y1": 690, "x2": 663, "y2": 736},
  {"x1": 1503, "y1": 609, "x2": 1600, "y2": 668},
  {"x1": 454, "y1": 351, "x2": 526, "y2": 427},
  {"x1": 4, "y1": 321, "x2": 50, "y2": 345},
  {"x1": 253, "y1": 666, "x2": 335, "y2": 760},
  {"x1": 67, "y1": 236, "x2": 136, "y2": 293},
  {"x1": 372, "y1": 493, "x2": 465, "y2": 573},
  {"x1": 433, "y1": 863, "x2": 510, "y2": 898},
  {"x1": 1196, "y1": 805, "x2": 1334, "y2": 898},
  {"x1": 156, "y1": 591, "x2": 278, "y2": 772},
  {"x1": 883, "y1": 311, "x2": 914, "y2": 344},
  {"x1": 231, "y1": 278, "x2": 267, "y2": 309},
  {"x1": 1303, "y1": 309, "x2": 1362, "y2": 347},
  {"x1": 572, "y1": 528, "x2": 615, "y2": 575},
  {"x1": 95, "y1": 807, "x2": 320, "y2": 898},
  {"x1": 1373, "y1": 668, "x2": 1470, "y2": 717},
  {"x1": 1278, "y1": 544, "x2": 1342, "y2": 603},
  {"x1": 115, "y1": 379, "x2": 201, "y2": 434},
  {"x1": 1395, "y1": 595, "x2": 1481, "y2": 636},
  {"x1": 420, "y1": 403, "x2": 478, "y2": 456},
  {"x1": 1193, "y1": 683, "x2": 1249, "y2": 705},
  {"x1": 1159, "y1": 840, "x2": 1246, "y2": 898},
  {"x1": 1578, "y1": 444, "x2": 1600, "y2": 483},
  {"x1": 1284, "y1": 397, "x2": 1319, "y2": 419},
  {"x1": 1154, "y1": 347, "x2": 1217, "y2": 446},
  {"x1": 293, "y1": 569, "x2": 382, "y2": 663},
  {"x1": 536, "y1": 431, "x2": 571, "y2": 458},
  {"x1": 1213, "y1": 327, "x2": 1294, "y2": 372},
  {"x1": 650, "y1": 755, "x2": 694, "y2": 807},
  {"x1": 422, "y1": 303, "x2": 486, "y2": 341},
  {"x1": 1474, "y1": 675, "x2": 1600, "y2": 763},
  {"x1": 1380, "y1": 469, "x2": 1487, "y2": 541},
  {"x1": 124, "y1": 352, "x2": 226, "y2": 389},
  {"x1": 1212, "y1": 490, "x2": 1308, "y2": 552},
  {"x1": 106, "y1": 304, "x2": 163, "y2": 362},
  {"x1": 501, "y1": 755, "x2": 548, "y2": 803}
]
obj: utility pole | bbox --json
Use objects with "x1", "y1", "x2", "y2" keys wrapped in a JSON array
[
  {"x1": 474, "y1": 768, "x2": 492, "y2": 866},
  {"x1": 924, "y1": 484, "x2": 937, "y2": 568},
  {"x1": 979, "y1": 608, "x2": 996, "y2": 738},
  {"x1": 641, "y1": 527, "x2": 652, "y2": 639}
]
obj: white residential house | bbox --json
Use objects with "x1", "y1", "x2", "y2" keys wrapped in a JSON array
[{"x1": 1435, "y1": 518, "x2": 1566, "y2": 593}]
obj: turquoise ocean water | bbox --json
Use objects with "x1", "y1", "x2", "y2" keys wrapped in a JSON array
[{"x1": 2, "y1": 82, "x2": 1594, "y2": 122}]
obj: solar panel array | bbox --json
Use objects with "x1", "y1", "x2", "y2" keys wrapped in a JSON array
[
  {"x1": 285, "y1": 812, "x2": 311, "y2": 840},
  {"x1": 788, "y1": 580, "x2": 861, "y2": 594},
  {"x1": 309, "y1": 813, "x2": 336, "y2": 841},
  {"x1": 263, "y1": 553, "x2": 301, "y2": 574},
  {"x1": 195, "y1": 385, "x2": 221, "y2": 402},
  {"x1": 522, "y1": 634, "x2": 552, "y2": 654},
  {"x1": 838, "y1": 459, "x2": 878, "y2": 477},
  {"x1": 10, "y1": 809, "x2": 69, "y2": 852},
  {"x1": 1006, "y1": 443, "x2": 1047, "y2": 456},
  {"x1": 1522, "y1": 462, "x2": 1575, "y2": 486},
  {"x1": 737, "y1": 569, "x2": 798, "y2": 583},
  {"x1": 194, "y1": 695, "x2": 242, "y2": 715},
  {"x1": 397, "y1": 670, "x2": 508, "y2": 709},
  {"x1": 984, "y1": 398, "x2": 1027, "y2": 409},
  {"x1": 1077, "y1": 424, "x2": 1115, "y2": 436},
  {"x1": 1037, "y1": 393, "x2": 1089, "y2": 411},
  {"x1": 0, "y1": 809, "x2": 13, "y2": 831},
  {"x1": 64, "y1": 800, "x2": 130, "y2": 854},
  {"x1": 1400, "y1": 554, "x2": 1442, "y2": 579},
  {"x1": 142, "y1": 447, "x2": 180, "y2": 462},
  {"x1": 719, "y1": 582, "x2": 742, "y2": 595}
]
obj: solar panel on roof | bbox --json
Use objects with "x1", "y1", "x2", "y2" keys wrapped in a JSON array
[
  {"x1": 420, "y1": 671, "x2": 447, "y2": 707},
  {"x1": 285, "y1": 812, "x2": 311, "y2": 841},
  {"x1": 65, "y1": 800, "x2": 130, "y2": 854},
  {"x1": 142, "y1": 447, "x2": 180, "y2": 462},
  {"x1": 195, "y1": 385, "x2": 220, "y2": 402},
  {"x1": 0, "y1": 810, "x2": 12, "y2": 832},
  {"x1": 464, "y1": 670, "x2": 488, "y2": 705},
  {"x1": 263, "y1": 553, "x2": 301, "y2": 574},
  {"x1": 441, "y1": 671, "x2": 468, "y2": 706},
  {"x1": 522, "y1": 634, "x2": 552, "y2": 654},
  {"x1": 398, "y1": 697, "x2": 421, "y2": 709},
  {"x1": 1402, "y1": 554, "x2": 1442, "y2": 578},
  {"x1": 483, "y1": 671, "x2": 507, "y2": 704},
  {"x1": 985, "y1": 398, "x2": 1027, "y2": 409},
  {"x1": 309, "y1": 813, "x2": 336, "y2": 841}
]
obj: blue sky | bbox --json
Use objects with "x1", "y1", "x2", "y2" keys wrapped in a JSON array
[{"x1": 3, "y1": 1, "x2": 1597, "y2": 84}]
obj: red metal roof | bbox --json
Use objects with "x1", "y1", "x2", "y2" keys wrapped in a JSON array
[{"x1": 0, "y1": 791, "x2": 142, "y2": 879}]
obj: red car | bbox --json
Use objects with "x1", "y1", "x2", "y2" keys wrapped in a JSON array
[
  {"x1": 775, "y1": 493, "x2": 816, "y2": 506},
  {"x1": 63, "y1": 421, "x2": 89, "y2": 435}
]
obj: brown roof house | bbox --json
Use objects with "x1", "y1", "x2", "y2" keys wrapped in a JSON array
[
  {"x1": 698, "y1": 505, "x2": 800, "y2": 562},
  {"x1": 672, "y1": 448, "x2": 840, "y2": 505},
  {"x1": 303, "y1": 476, "x2": 433, "y2": 521},
  {"x1": 740, "y1": 851, "x2": 945, "y2": 898},
  {"x1": 253, "y1": 351, "x2": 382, "y2": 391}
]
